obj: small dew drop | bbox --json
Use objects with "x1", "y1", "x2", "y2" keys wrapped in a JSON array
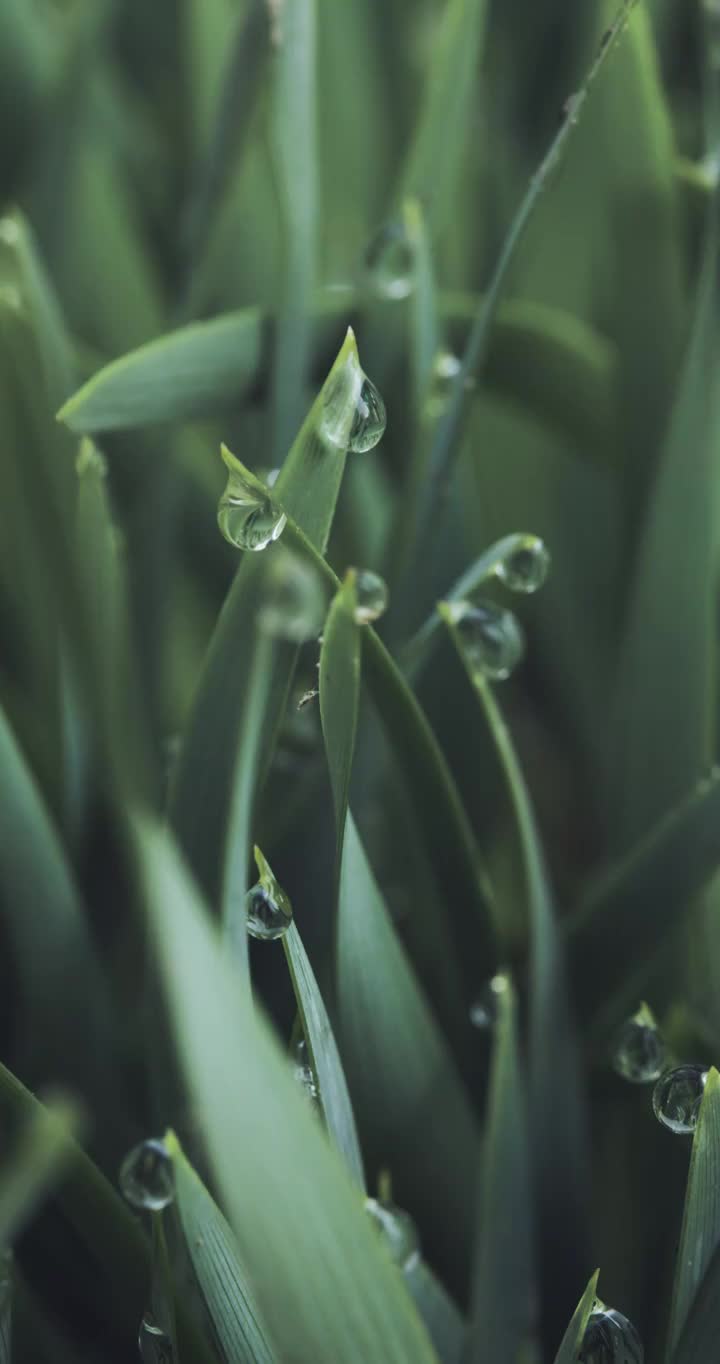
[
  {"x1": 246, "y1": 850, "x2": 293, "y2": 941},
  {"x1": 431, "y1": 349, "x2": 462, "y2": 401},
  {"x1": 495, "y1": 535, "x2": 551, "y2": 595},
  {"x1": 119, "y1": 1139, "x2": 175, "y2": 1212},
  {"x1": 579, "y1": 1301, "x2": 643, "y2": 1363},
  {"x1": 217, "y1": 462, "x2": 286, "y2": 551},
  {"x1": 258, "y1": 546, "x2": 326, "y2": 643},
  {"x1": 291, "y1": 1043, "x2": 320, "y2": 1109},
  {"x1": 447, "y1": 599, "x2": 525, "y2": 682},
  {"x1": 365, "y1": 1198, "x2": 420, "y2": 1271},
  {"x1": 352, "y1": 568, "x2": 389, "y2": 625},
  {"x1": 349, "y1": 377, "x2": 387, "y2": 453},
  {"x1": 653, "y1": 1065, "x2": 708, "y2": 1135},
  {"x1": 469, "y1": 974, "x2": 509, "y2": 1030},
  {"x1": 364, "y1": 221, "x2": 414, "y2": 300},
  {"x1": 138, "y1": 1312, "x2": 175, "y2": 1364},
  {"x1": 612, "y1": 1004, "x2": 666, "y2": 1084}
]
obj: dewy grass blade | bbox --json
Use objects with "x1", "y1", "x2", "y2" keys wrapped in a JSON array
[
  {"x1": 282, "y1": 921, "x2": 365, "y2": 1188},
  {"x1": 408, "y1": 0, "x2": 639, "y2": 588},
  {"x1": 466, "y1": 977, "x2": 536, "y2": 1364},
  {"x1": 268, "y1": 0, "x2": 318, "y2": 458},
  {"x1": 667, "y1": 1069, "x2": 720, "y2": 1359},
  {"x1": 552, "y1": 1271, "x2": 600, "y2": 1364},
  {"x1": 138, "y1": 817, "x2": 439, "y2": 1364},
  {"x1": 440, "y1": 607, "x2": 590, "y2": 1340},
  {"x1": 166, "y1": 1132, "x2": 276, "y2": 1364}
]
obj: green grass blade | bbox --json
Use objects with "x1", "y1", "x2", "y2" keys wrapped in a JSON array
[
  {"x1": 672, "y1": 1243, "x2": 720, "y2": 1364},
  {"x1": 319, "y1": 571, "x2": 360, "y2": 857},
  {"x1": 0, "y1": 1099, "x2": 78, "y2": 1247},
  {"x1": 169, "y1": 329, "x2": 361, "y2": 904},
  {"x1": 667, "y1": 1069, "x2": 720, "y2": 1358},
  {"x1": 440, "y1": 608, "x2": 589, "y2": 1336},
  {"x1": 337, "y1": 814, "x2": 480, "y2": 1283},
  {"x1": 399, "y1": 0, "x2": 489, "y2": 237},
  {"x1": 281, "y1": 921, "x2": 365, "y2": 1187},
  {"x1": 0, "y1": 1253, "x2": 9, "y2": 1364},
  {"x1": 138, "y1": 816, "x2": 439, "y2": 1364},
  {"x1": 268, "y1": 0, "x2": 317, "y2": 457},
  {"x1": 166, "y1": 1132, "x2": 276, "y2": 1364},
  {"x1": 466, "y1": 977, "x2": 536, "y2": 1363},
  {"x1": 552, "y1": 1271, "x2": 600, "y2": 1364},
  {"x1": 567, "y1": 770, "x2": 720, "y2": 1038},
  {"x1": 404, "y1": 1261, "x2": 464, "y2": 1364}
]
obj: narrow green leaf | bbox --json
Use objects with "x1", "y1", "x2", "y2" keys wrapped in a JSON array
[
  {"x1": 268, "y1": 0, "x2": 317, "y2": 456},
  {"x1": 319, "y1": 571, "x2": 360, "y2": 856},
  {"x1": 404, "y1": 1260, "x2": 464, "y2": 1364},
  {"x1": 667, "y1": 1069, "x2": 720, "y2": 1357},
  {"x1": 166, "y1": 1132, "x2": 276, "y2": 1364},
  {"x1": 567, "y1": 770, "x2": 720, "y2": 1037},
  {"x1": 169, "y1": 328, "x2": 362, "y2": 905},
  {"x1": 440, "y1": 608, "x2": 590, "y2": 1334},
  {"x1": 138, "y1": 817, "x2": 439, "y2": 1364},
  {"x1": 673, "y1": 1242, "x2": 720, "y2": 1364},
  {"x1": 337, "y1": 814, "x2": 480, "y2": 1281},
  {"x1": 282, "y1": 920, "x2": 365, "y2": 1187},
  {"x1": 466, "y1": 977, "x2": 536, "y2": 1363},
  {"x1": 552, "y1": 1271, "x2": 600, "y2": 1364},
  {"x1": 0, "y1": 1099, "x2": 78, "y2": 1247},
  {"x1": 400, "y1": 0, "x2": 489, "y2": 236}
]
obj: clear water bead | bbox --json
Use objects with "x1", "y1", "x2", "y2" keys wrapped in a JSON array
[
  {"x1": 258, "y1": 546, "x2": 326, "y2": 642},
  {"x1": 119, "y1": 1139, "x2": 174, "y2": 1212},
  {"x1": 448, "y1": 599, "x2": 525, "y2": 682},
  {"x1": 246, "y1": 849, "x2": 293, "y2": 941},
  {"x1": 217, "y1": 460, "x2": 286, "y2": 552},
  {"x1": 495, "y1": 535, "x2": 551, "y2": 594},
  {"x1": 653, "y1": 1064, "x2": 708, "y2": 1134},
  {"x1": 612, "y1": 1004, "x2": 666, "y2": 1084},
  {"x1": 579, "y1": 1302, "x2": 643, "y2": 1363},
  {"x1": 364, "y1": 221, "x2": 414, "y2": 300},
  {"x1": 348, "y1": 377, "x2": 387, "y2": 453},
  {"x1": 365, "y1": 1198, "x2": 420, "y2": 1270},
  {"x1": 469, "y1": 974, "x2": 509, "y2": 1029},
  {"x1": 138, "y1": 1313, "x2": 174, "y2": 1363},
  {"x1": 352, "y1": 568, "x2": 389, "y2": 625}
]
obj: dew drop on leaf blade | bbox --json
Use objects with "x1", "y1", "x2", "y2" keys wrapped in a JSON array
[
  {"x1": 364, "y1": 1198, "x2": 420, "y2": 1271},
  {"x1": 138, "y1": 1312, "x2": 175, "y2": 1363},
  {"x1": 612, "y1": 1004, "x2": 666, "y2": 1084},
  {"x1": 652, "y1": 1064, "x2": 707, "y2": 1134},
  {"x1": 352, "y1": 568, "x2": 389, "y2": 624},
  {"x1": 447, "y1": 599, "x2": 525, "y2": 681},
  {"x1": 578, "y1": 1302, "x2": 643, "y2": 1363},
  {"x1": 495, "y1": 535, "x2": 551, "y2": 594},
  {"x1": 119, "y1": 1139, "x2": 175, "y2": 1212},
  {"x1": 348, "y1": 378, "x2": 387, "y2": 453}
]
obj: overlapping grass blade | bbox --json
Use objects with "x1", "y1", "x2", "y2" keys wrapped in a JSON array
[
  {"x1": 552, "y1": 1271, "x2": 599, "y2": 1364},
  {"x1": 440, "y1": 608, "x2": 590, "y2": 1337},
  {"x1": 282, "y1": 921, "x2": 365, "y2": 1187},
  {"x1": 137, "y1": 816, "x2": 439, "y2": 1364},
  {"x1": 667, "y1": 1069, "x2": 720, "y2": 1358},
  {"x1": 319, "y1": 571, "x2": 360, "y2": 856},
  {"x1": 404, "y1": 1260, "x2": 464, "y2": 1364},
  {"x1": 466, "y1": 977, "x2": 536, "y2": 1363},
  {"x1": 0, "y1": 1098, "x2": 78, "y2": 1246},
  {"x1": 337, "y1": 814, "x2": 479, "y2": 1281},
  {"x1": 166, "y1": 1132, "x2": 276, "y2": 1364}
]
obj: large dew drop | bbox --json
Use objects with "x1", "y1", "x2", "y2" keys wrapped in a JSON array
[
  {"x1": 258, "y1": 546, "x2": 326, "y2": 642},
  {"x1": 120, "y1": 1139, "x2": 175, "y2": 1212},
  {"x1": 246, "y1": 847, "x2": 293, "y2": 941},
  {"x1": 348, "y1": 377, "x2": 387, "y2": 453},
  {"x1": 138, "y1": 1312, "x2": 175, "y2": 1363},
  {"x1": 447, "y1": 599, "x2": 525, "y2": 682},
  {"x1": 364, "y1": 221, "x2": 414, "y2": 300},
  {"x1": 364, "y1": 1198, "x2": 420, "y2": 1271},
  {"x1": 217, "y1": 455, "x2": 286, "y2": 551},
  {"x1": 495, "y1": 534, "x2": 551, "y2": 594},
  {"x1": 612, "y1": 1003, "x2": 666, "y2": 1084},
  {"x1": 579, "y1": 1302, "x2": 643, "y2": 1363},
  {"x1": 352, "y1": 568, "x2": 389, "y2": 625},
  {"x1": 652, "y1": 1064, "x2": 707, "y2": 1134}
]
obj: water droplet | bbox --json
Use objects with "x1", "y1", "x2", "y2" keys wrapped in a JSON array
[
  {"x1": 217, "y1": 453, "x2": 286, "y2": 551},
  {"x1": 348, "y1": 378, "x2": 387, "y2": 453},
  {"x1": 653, "y1": 1065, "x2": 708, "y2": 1134},
  {"x1": 494, "y1": 535, "x2": 551, "y2": 594},
  {"x1": 364, "y1": 222, "x2": 414, "y2": 300},
  {"x1": 469, "y1": 974, "x2": 509, "y2": 1029},
  {"x1": 612, "y1": 1004, "x2": 666, "y2": 1084},
  {"x1": 138, "y1": 1312, "x2": 174, "y2": 1364},
  {"x1": 257, "y1": 546, "x2": 326, "y2": 642},
  {"x1": 579, "y1": 1302, "x2": 643, "y2": 1363},
  {"x1": 352, "y1": 568, "x2": 389, "y2": 624},
  {"x1": 446, "y1": 599, "x2": 525, "y2": 681},
  {"x1": 365, "y1": 1198, "x2": 420, "y2": 1270},
  {"x1": 119, "y1": 1138, "x2": 175, "y2": 1212},
  {"x1": 246, "y1": 848, "x2": 293, "y2": 941}
]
